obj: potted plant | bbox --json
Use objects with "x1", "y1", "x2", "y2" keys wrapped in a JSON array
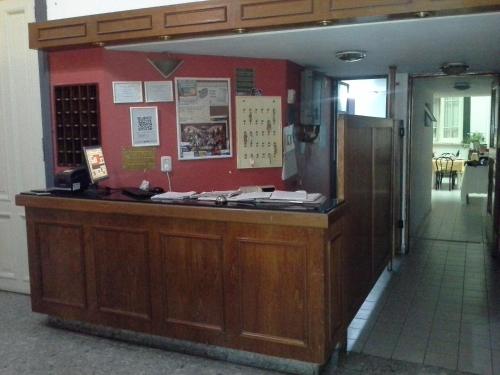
[{"x1": 462, "y1": 132, "x2": 485, "y2": 149}]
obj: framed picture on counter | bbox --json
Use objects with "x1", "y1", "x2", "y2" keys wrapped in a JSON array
[{"x1": 130, "y1": 106, "x2": 159, "y2": 147}]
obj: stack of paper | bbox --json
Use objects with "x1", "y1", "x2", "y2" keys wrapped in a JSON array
[
  {"x1": 195, "y1": 190, "x2": 240, "y2": 201},
  {"x1": 266, "y1": 190, "x2": 325, "y2": 204},
  {"x1": 227, "y1": 192, "x2": 272, "y2": 201},
  {"x1": 151, "y1": 191, "x2": 197, "y2": 200},
  {"x1": 270, "y1": 190, "x2": 307, "y2": 201}
]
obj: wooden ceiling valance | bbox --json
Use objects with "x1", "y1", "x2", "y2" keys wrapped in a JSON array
[{"x1": 29, "y1": 0, "x2": 500, "y2": 50}]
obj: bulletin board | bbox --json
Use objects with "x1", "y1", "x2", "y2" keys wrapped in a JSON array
[
  {"x1": 175, "y1": 78, "x2": 232, "y2": 160},
  {"x1": 236, "y1": 96, "x2": 282, "y2": 169}
]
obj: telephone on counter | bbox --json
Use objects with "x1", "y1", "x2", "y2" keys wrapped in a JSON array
[{"x1": 121, "y1": 186, "x2": 165, "y2": 199}]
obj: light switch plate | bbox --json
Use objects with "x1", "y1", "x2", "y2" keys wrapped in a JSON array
[{"x1": 160, "y1": 156, "x2": 172, "y2": 172}]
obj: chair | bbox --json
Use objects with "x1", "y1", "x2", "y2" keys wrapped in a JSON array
[{"x1": 434, "y1": 156, "x2": 457, "y2": 190}]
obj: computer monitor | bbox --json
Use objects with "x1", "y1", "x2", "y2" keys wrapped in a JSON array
[{"x1": 83, "y1": 146, "x2": 109, "y2": 184}]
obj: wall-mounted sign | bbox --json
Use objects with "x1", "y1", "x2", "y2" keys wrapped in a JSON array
[
  {"x1": 122, "y1": 147, "x2": 157, "y2": 171},
  {"x1": 145, "y1": 81, "x2": 174, "y2": 102},
  {"x1": 175, "y1": 78, "x2": 232, "y2": 160},
  {"x1": 236, "y1": 96, "x2": 282, "y2": 169},
  {"x1": 112, "y1": 81, "x2": 143, "y2": 103},
  {"x1": 130, "y1": 106, "x2": 159, "y2": 147}
]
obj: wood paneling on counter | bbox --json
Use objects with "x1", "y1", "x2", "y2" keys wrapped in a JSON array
[
  {"x1": 18, "y1": 197, "x2": 345, "y2": 364},
  {"x1": 36, "y1": 223, "x2": 86, "y2": 309},
  {"x1": 90, "y1": 227, "x2": 153, "y2": 331},
  {"x1": 28, "y1": 0, "x2": 500, "y2": 50},
  {"x1": 160, "y1": 231, "x2": 225, "y2": 332}
]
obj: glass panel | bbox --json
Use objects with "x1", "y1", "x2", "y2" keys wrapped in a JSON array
[{"x1": 340, "y1": 78, "x2": 387, "y2": 118}]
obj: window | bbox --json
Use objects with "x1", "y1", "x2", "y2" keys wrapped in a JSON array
[
  {"x1": 338, "y1": 78, "x2": 387, "y2": 118},
  {"x1": 433, "y1": 97, "x2": 463, "y2": 144}
]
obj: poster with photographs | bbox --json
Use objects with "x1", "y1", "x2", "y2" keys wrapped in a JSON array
[
  {"x1": 175, "y1": 78, "x2": 231, "y2": 160},
  {"x1": 179, "y1": 121, "x2": 230, "y2": 159}
]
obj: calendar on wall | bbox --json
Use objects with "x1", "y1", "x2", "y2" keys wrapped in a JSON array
[{"x1": 236, "y1": 96, "x2": 282, "y2": 169}]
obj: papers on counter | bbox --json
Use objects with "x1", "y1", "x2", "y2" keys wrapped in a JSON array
[
  {"x1": 270, "y1": 190, "x2": 307, "y2": 201},
  {"x1": 151, "y1": 191, "x2": 197, "y2": 200},
  {"x1": 227, "y1": 192, "x2": 272, "y2": 201},
  {"x1": 149, "y1": 189, "x2": 325, "y2": 205},
  {"x1": 195, "y1": 190, "x2": 240, "y2": 201},
  {"x1": 269, "y1": 190, "x2": 326, "y2": 204},
  {"x1": 226, "y1": 190, "x2": 324, "y2": 204}
]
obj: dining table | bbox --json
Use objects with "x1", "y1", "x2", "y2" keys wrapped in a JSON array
[{"x1": 432, "y1": 158, "x2": 466, "y2": 189}]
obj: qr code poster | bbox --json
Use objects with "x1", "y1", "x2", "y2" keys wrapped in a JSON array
[{"x1": 130, "y1": 106, "x2": 159, "y2": 147}]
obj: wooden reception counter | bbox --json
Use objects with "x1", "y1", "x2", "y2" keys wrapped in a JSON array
[{"x1": 16, "y1": 192, "x2": 346, "y2": 366}]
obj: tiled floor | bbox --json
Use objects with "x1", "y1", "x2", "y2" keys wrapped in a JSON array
[{"x1": 347, "y1": 190, "x2": 500, "y2": 374}]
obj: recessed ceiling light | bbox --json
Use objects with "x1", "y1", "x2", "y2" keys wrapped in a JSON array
[
  {"x1": 335, "y1": 50, "x2": 367, "y2": 63},
  {"x1": 441, "y1": 62, "x2": 469, "y2": 75},
  {"x1": 454, "y1": 81, "x2": 471, "y2": 90}
]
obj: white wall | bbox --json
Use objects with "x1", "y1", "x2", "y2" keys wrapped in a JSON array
[
  {"x1": 47, "y1": 0, "x2": 205, "y2": 20},
  {"x1": 410, "y1": 78, "x2": 434, "y2": 236},
  {"x1": 470, "y1": 96, "x2": 491, "y2": 146}
]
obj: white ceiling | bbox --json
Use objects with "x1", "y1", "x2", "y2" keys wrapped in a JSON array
[{"x1": 109, "y1": 11, "x2": 500, "y2": 78}]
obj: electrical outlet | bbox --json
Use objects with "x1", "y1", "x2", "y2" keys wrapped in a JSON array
[{"x1": 160, "y1": 156, "x2": 172, "y2": 172}]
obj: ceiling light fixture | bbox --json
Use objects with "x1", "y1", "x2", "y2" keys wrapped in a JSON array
[
  {"x1": 441, "y1": 62, "x2": 469, "y2": 75},
  {"x1": 454, "y1": 81, "x2": 471, "y2": 90},
  {"x1": 335, "y1": 50, "x2": 366, "y2": 63}
]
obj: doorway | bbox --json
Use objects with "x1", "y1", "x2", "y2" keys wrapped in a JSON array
[{"x1": 409, "y1": 75, "x2": 496, "y2": 243}]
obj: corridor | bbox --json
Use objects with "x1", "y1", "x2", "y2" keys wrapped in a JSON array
[{"x1": 347, "y1": 190, "x2": 500, "y2": 374}]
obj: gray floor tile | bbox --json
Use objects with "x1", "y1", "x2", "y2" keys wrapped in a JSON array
[
  {"x1": 492, "y1": 349, "x2": 500, "y2": 375},
  {"x1": 427, "y1": 338, "x2": 459, "y2": 356},
  {"x1": 458, "y1": 346, "x2": 492, "y2": 374},
  {"x1": 392, "y1": 345, "x2": 425, "y2": 364},
  {"x1": 363, "y1": 337, "x2": 397, "y2": 359},
  {"x1": 424, "y1": 351, "x2": 458, "y2": 370},
  {"x1": 460, "y1": 333, "x2": 491, "y2": 350}
]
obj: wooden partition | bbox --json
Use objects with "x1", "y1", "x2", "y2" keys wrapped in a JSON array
[{"x1": 337, "y1": 115, "x2": 395, "y2": 324}]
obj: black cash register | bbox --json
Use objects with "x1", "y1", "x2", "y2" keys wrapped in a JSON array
[{"x1": 54, "y1": 167, "x2": 90, "y2": 192}]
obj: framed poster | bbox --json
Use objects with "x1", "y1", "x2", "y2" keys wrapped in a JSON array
[
  {"x1": 175, "y1": 77, "x2": 231, "y2": 160},
  {"x1": 236, "y1": 96, "x2": 282, "y2": 169},
  {"x1": 144, "y1": 81, "x2": 174, "y2": 102},
  {"x1": 112, "y1": 81, "x2": 143, "y2": 103},
  {"x1": 130, "y1": 106, "x2": 159, "y2": 147}
]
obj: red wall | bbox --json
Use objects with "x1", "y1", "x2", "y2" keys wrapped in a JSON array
[{"x1": 50, "y1": 48, "x2": 301, "y2": 192}]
